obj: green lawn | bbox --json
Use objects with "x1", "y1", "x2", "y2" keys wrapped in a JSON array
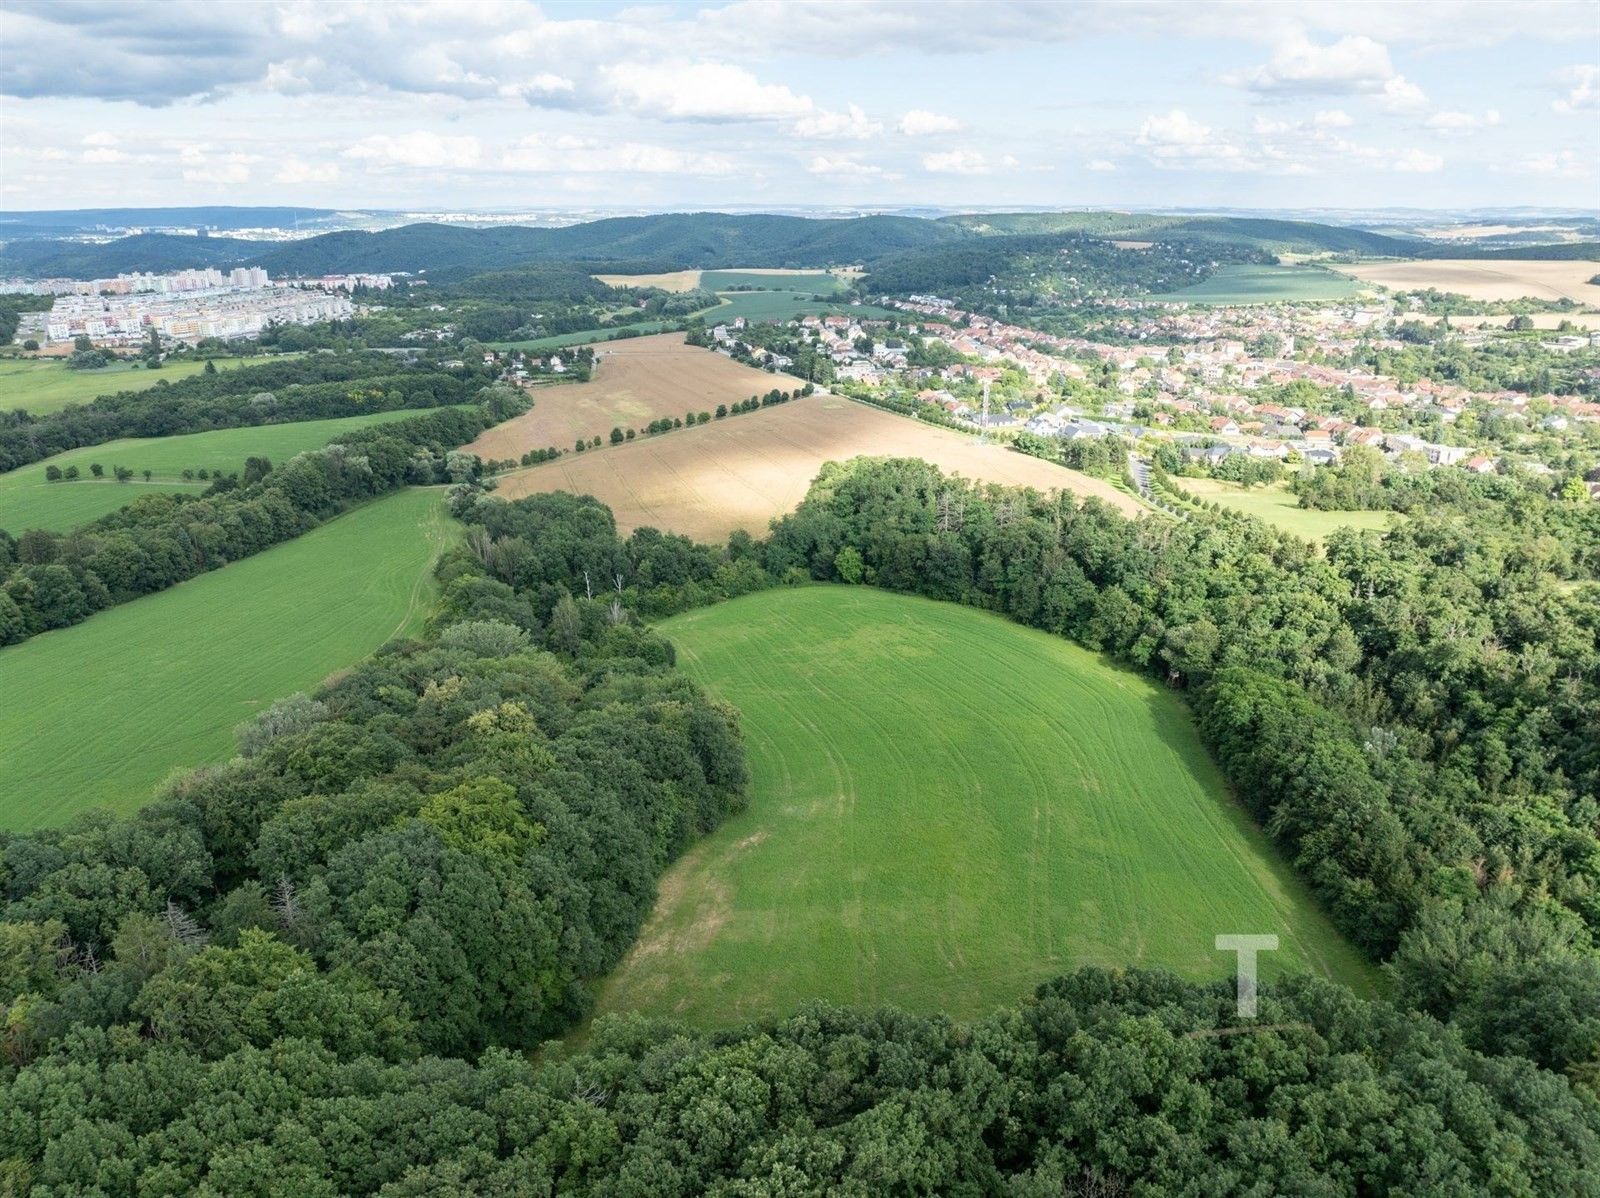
[
  {"x1": 700, "y1": 270, "x2": 846, "y2": 293},
  {"x1": 490, "y1": 323, "x2": 679, "y2": 352},
  {"x1": 0, "y1": 487, "x2": 454, "y2": 830},
  {"x1": 1182, "y1": 478, "x2": 1396, "y2": 541},
  {"x1": 1152, "y1": 264, "x2": 1367, "y2": 305},
  {"x1": 0, "y1": 408, "x2": 451, "y2": 533},
  {"x1": 697, "y1": 292, "x2": 897, "y2": 323},
  {"x1": 0, "y1": 356, "x2": 271, "y2": 416},
  {"x1": 591, "y1": 587, "x2": 1375, "y2": 1028}
]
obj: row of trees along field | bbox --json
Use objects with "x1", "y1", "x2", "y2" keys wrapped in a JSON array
[
  {"x1": 0, "y1": 393, "x2": 525, "y2": 647},
  {"x1": 0, "y1": 351, "x2": 494, "y2": 474},
  {"x1": 3, "y1": 474, "x2": 1596, "y2": 1193}
]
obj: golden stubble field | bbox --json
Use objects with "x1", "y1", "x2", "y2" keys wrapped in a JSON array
[
  {"x1": 1330, "y1": 259, "x2": 1600, "y2": 305},
  {"x1": 492, "y1": 396, "x2": 1144, "y2": 541},
  {"x1": 463, "y1": 334, "x2": 786, "y2": 458}
]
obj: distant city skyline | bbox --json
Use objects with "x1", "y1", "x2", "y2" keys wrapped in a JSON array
[{"x1": 2, "y1": 0, "x2": 1597, "y2": 212}]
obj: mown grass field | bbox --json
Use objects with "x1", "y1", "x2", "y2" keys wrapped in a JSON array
[
  {"x1": 700, "y1": 269, "x2": 846, "y2": 292},
  {"x1": 0, "y1": 487, "x2": 453, "y2": 829},
  {"x1": 489, "y1": 323, "x2": 679, "y2": 353},
  {"x1": 1182, "y1": 478, "x2": 1396, "y2": 541},
  {"x1": 592, "y1": 587, "x2": 1376, "y2": 1028},
  {"x1": 0, "y1": 408, "x2": 452, "y2": 533},
  {"x1": 697, "y1": 292, "x2": 896, "y2": 323},
  {"x1": 1153, "y1": 264, "x2": 1367, "y2": 305},
  {"x1": 0, "y1": 355, "x2": 268, "y2": 416}
]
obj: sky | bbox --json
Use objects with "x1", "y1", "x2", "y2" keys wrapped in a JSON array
[{"x1": 1, "y1": 0, "x2": 1597, "y2": 214}]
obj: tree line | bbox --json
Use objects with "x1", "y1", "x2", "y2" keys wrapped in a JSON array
[
  {"x1": 0, "y1": 400, "x2": 517, "y2": 648},
  {"x1": 0, "y1": 351, "x2": 493, "y2": 474}
]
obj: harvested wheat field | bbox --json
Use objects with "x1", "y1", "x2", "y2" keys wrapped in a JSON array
[
  {"x1": 464, "y1": 334, "x2": 786, "y2": 459},
  {"x1": 492, "y1": 392, "x2": 1144, "y2": 541},
  {"x1": 594, "y1": 269, "x2": 703, "y2": 292},
  {"x1": 1330, "y1": 259, "x2": 1600, "y2": 305}
]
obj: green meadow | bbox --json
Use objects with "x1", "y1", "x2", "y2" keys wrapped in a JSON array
[
  {"x1": 592, "y1": 586, "x2": 1375, "y2": 1028},
  {"x1": 1181, "y1": 478, "x2": 1397, "y2": 542},
  {"x1": 1153, "y1": 264, "x2": 1366, "y2": 305},
  {"x1": 0, "y1": 355, "x2": 268, "y2": 416},
  {"x1": 0, "y1": 487, "x2": 454, "y2": 829},
  {"x1": 699, "y1": 269, "x2": 847, "y2": 292},
  {"x1": 0, "y1": 408, "x2": 451, "y2": 533}
]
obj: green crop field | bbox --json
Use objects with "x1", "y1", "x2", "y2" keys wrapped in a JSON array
[
  {"x1": 592, "y1": 586, "x2": 1376, "y2": 1028},
  {"x1": 0, "y1": 487, "x2": 454, "y2": 830},
  {"x1": 1181, "y1": 478, "x2": 1396, "y2": 541},
  {"x1": 1152, "y1": 264, "x2": 1367, "y2": 305},
  {"x1": 0, "y1": 408, "x2": 453, "y2": 533},
  {"x1": 490, "y1": 322, "x2": 679, "y2": 352},
  {"x1": 700, "y1": 270, "x2": 846, "y2": 293},
  {"x1": 0, "y1": 355, "x2": 273, "y2": 416},
  {"x1": 697, "y1": 292, "x2": 897, "y2": 323}
]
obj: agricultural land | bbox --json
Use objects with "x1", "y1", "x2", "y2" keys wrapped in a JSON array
[
  {"x1": 1327, "y1": 258, "x2": 1600, "y2": 304},
  {"x1": 1152, "y1": 263, "x2": 1369, "y2": 305},
  {"x1": 0, "y1": 487, "x2": 452, "y2": 829},
  {"x1": 593, "y1": 586, "x2": 1376, "y2": 1027},
  {"x1": 494, "y1": 389, "x2": 1143, "y2": 541},
  {"x1": 0, "y1": 354, "x2": 263, "y2": 415},
  {"x1": 0, "y1": 407, "x2": 454, "y2": 532}
]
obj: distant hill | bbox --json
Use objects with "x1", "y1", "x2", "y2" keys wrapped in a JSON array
[
  {"x1": 1411, "y1": 241, "x2": 1600, "y2": 261},
  {"x1": 0, "y1": 233, "x2": 262, "y2": 277},
  {"x1": 943, "y1": 212, "x2": 1417, "y2": 255},
  {"x1": 0, "y1": 213, "x2": 968, "y2": 279}
]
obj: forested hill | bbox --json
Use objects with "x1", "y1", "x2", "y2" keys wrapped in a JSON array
[
  {"x1": 0, "y1": 213, "x2": 968, "y2": 278},
  {"x1": 943, "y1": 211, "x2": 1418, "y2": 255}
]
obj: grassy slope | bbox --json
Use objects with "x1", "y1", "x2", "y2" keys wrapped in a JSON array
[
  {"x1": 0, "y1": 487, "x2": 453, "y2": 829},
  {"x1": 0, "y1": 408, "x2": 448, "y2": 533},
  {"x1": 592, "y1": 587, "x2": 1376, "y2": 1028},
  {"x1": 700, "y1": 270, "x2": 846, "y2": 292},
  {"x1": 1152, "y1": 264, "x2": 1367, "y2": 304},
  {"x1": 697, "y1": 293, "x2": 897, "y2": 323},
  {"x1": 0, "y1": 356, "x2": 267, "y2": 416},
  {"x1": 1182, "y1": 478, "x2": 1396, "y2": 541}
]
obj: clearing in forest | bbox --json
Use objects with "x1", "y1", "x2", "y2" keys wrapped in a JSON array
[{"x1": 592, "y1": 586, "x2": 1376, "y2": 1027}]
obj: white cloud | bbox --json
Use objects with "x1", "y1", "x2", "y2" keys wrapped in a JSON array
[
  {"x1": 898, "y1": 109, "x2": 963, "y2": 136},
  {"x1": 345, "y1": 131, "x2": 482, "y2": 168},
  {"x1": 82, "y1": 147, "x2": 131, "y2": 164},
  {"x1": 922, "y1": 149, "x2": 990, "y2": 174},
  {"x1": 807, "y1": 154, "x2": 883, "y2": 177},
  {"x1": 793, "y1": 103, "x2": 882, "y2": 139},
  {"x1": 1392, "y1": 148, "x2": 1443, "y2": 173},
  {"x1": 1497, "y1": 150, "x2": 1591, "y2": 177},
  {"x1": 276, "y1": 158, "x2": 341, "y2": 185},
  {"x1": 1136, "y1": 109, "x2": 1254, "y2": 170},
  {"x1": 1378, "y1": 74, "x2": 1429, "y2": 112},
  {"x1": 182, "y1": 157, "x2": 252, "y2": 185},
  {"x1": 1313, "y1": 109, "x2": 1352, "y2": 128},
  {"x1": 1085, "y1": 158, "x2": 1117, "y2": 172},
  {"x1": 1424, "y1": 109, "x2": 1499, "y2": 134},
  {"x1": 501, "y1": 134, "x2": 734, "y2": 175},
  {"x1": 81, "y1": 130, "x2": 120, "y2": 147},
  {"x1": 599, "y1": 61, "x2": 813, "y2": 121},
  {"x1": 1552, "y1": 63, "x2": 1599, "y2": 113},
  {"x1": 1230, "y1": 35, "x2": 1395, "y2": 95}
]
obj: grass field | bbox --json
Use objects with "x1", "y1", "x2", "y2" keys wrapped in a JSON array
[
  {"x1": 700, "y1": 269, "x2": 846, "y2": 293},
  {"x1": 495, "y1": 388, "x2": 1143, "y2": 540},
  {"x1": 0, "y1": 487, "x2": 453, "y2": 829},
  {"x1": 489, "y1": 323, "x2": 679, "y2": 353},
  {"x1": 0, "y1": 408, "x2": 451, "y2": 533},
  {"x1": 592, "y1": 587, "x2": 1375, "y2": 1027},
  {"x1": 1182, "y1": 478, "x2": 1396, "y2": 541},
  {"x1": 697, "y1": 293, "x2": 896, "y2": 324},
  {"x1": 1153, "y1": 264, "x2": 1367, "y2": 305},
  {"x1": 0, "y1": 356, "x2": 273, "y2": 416},
  {"x1": 1328, "y1": 258, "x2": 1600, "y2": 305},
  {"x1": 466, "y1": 334, "x2": 792, "y2": 461}
]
